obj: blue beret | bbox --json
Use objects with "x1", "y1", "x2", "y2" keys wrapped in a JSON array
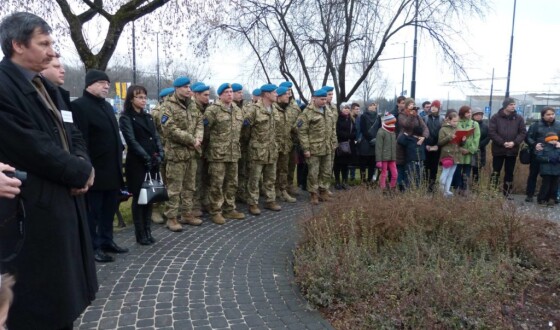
[
  {"x1": 279, "y1": 81, "x2": 293, "y2": 88},
  {"x1": 217, "y1": 83, "x2": 231, "y2": 95},
  {"x1": 276, "y1": 86, "x2": 288, "y2": 96},
  {"x1": 260, "y1": 83, "x2": 278, "y2": 93},
  {"x1": 322, "y1": 85, "x2": 334, "y2": 92},
  {"x1": 231, "y1": 83, "x2": 243, "y2": 92},
  {"x1": 313, "y1": 89, "x2": 327, "y2": 97},
  {"x1": 159, "y1": 87, "x2": 174, "y2": 98},
  {"x1": 192, "y1": 82, "x2": 210, "y2": 93},
  {"x1": 252, "y1": 88, "x2": 261, "y2": 96},
  {"x1": 173, "y1": 76, "x2": 191, "y2": 87}
]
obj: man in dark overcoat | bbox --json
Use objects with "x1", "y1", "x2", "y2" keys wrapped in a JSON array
[
  {"x1": 72, "y1": 69, "x2": 128, "y2": 262},
  {"x1": 0, "y1": 12, "x2": 98, "y2": 329}
]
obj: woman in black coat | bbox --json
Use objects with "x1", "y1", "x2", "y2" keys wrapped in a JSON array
[
  {"x1": 119, "y1": 85, "x2": 164, "y2": 245},
  {"x1": 358, "y1": 103, "x2": 379, "y2": 184},
  {"x1": 334, "y1": 105, "x2": 357, "y2": 189}
]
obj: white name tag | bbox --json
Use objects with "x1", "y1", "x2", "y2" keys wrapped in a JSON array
[{"x1": 61, "y1": 110, "x2": 74, "y2": 123}]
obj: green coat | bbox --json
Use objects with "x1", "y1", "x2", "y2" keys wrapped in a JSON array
[
  {"x1": 375, "y1": 128, "x2": 397, "y2": 161},
  {"x1": 160, "y1": 93, "x2": 204, "y2": 161},
  {"x1": 296, "y1": 104, "x2": 337, "y2": 157},
  {"x1": 438, "y1": 123, "x2": 462, "y2": 163},
  {"x1": 456, "y1": 118, "x2": 480, "y2": 165},
  {"x1": 204, "y1": 100, "x2": 244, "y2": 162},
  {"x1": 246, "y1": 100, "x2": 278, "y2": 164}
]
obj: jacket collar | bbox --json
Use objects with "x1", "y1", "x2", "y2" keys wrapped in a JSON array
[{"x1": 82, "y1": 89, "x2": 107, "y2": 103}]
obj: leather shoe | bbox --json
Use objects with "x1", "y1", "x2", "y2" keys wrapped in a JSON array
[
  {"x1": 102, "y1": 241, "x2": 129, "y2": 254},
  {"x1": 94, "y1": 249, "x2": 114, "y2": 263}
]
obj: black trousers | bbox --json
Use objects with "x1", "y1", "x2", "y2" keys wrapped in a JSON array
[
  {"x1": 538, "y1": 175, "x2": 559, "y2": 203},
  {"x1": 491, "y1": 155, "x2": 517, "y2": 196},
  {"x1": 333, "y1": 162, "x2": 349, "y2": 184},
  {"x1": 86, "y1": 189, "x2": 118, "y2": 249},
  {"x1": 424, "y1": 150, "x2": 440, "y2": 192},
  {"x1": 359, "y1": 155, "x2": 376, "y2": 182},
  {"x1": 525, "y1": 152, "x2": 540, "y2": 197}
]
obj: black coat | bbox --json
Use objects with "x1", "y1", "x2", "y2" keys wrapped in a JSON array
[
  {"x1": 119, "y1": 109, "x2": 164, "y2": 195},
  {"x1": 335, "y1": 114, "x2": 357, "y2": 165},
  {"x1": 358, "y1": 111, "x2": 378, "y2": 157},
  {"x1": 72, "y1": 90, "x2": 124, "y2": 190},
  {"x1": 0, "y1": 57, "x2": 97, "y2": 329}
]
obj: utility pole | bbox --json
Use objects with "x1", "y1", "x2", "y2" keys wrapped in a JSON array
[
  {"x1": 156, "y1": 32, "x2": 160, "y2": 94},
  {"x1": 489, "y1": 68, "x2": 495, "y2": 112},
  {"x1": 505, "y1": 0, "x2": 517, "y2": 97},
  {"x1": 410, "y1": 0, "x2": 419, "y2": 99},
  {"x1": 132, "y1": 21, "x2": 137, "y2": 85}
]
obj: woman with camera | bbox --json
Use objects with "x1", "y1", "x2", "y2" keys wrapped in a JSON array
[{"x1": 119, "y1": 85, "x2": 164, "y2": 245}]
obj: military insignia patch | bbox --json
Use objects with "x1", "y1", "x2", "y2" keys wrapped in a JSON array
[
  {"x1": 203, "y1": 118, "x2": 209, "y2": 126},
  {"x1": 297, "y1": 119, "x2": 303, "y2": 128},
  {"x1": 243, "y1": 119, "x2": 250, "y2": 126},
  {"x1": 161, "y1": 115, "x2": 169, "y2": 124}
]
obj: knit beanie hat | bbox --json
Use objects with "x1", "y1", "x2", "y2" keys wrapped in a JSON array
[
  {"x1": 382, "y1": 113, "x2": 396, "y2": 128},
  {"x1": 545, "y1": 132, "x2": 558, "y2": 143},
  {"x1": 431, "y1": 100, "x2": 441, "y2": 109},
  {"x1": 502, "y1": 97, "x2": 516, "y2": 108},
  {"x1": 85, "y1": 69, "x2": 110, "y2": 87}
]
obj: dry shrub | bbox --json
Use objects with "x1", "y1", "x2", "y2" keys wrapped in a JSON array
[{"x1": 294, "y1": 186, "x2": 557, "y2": 329}]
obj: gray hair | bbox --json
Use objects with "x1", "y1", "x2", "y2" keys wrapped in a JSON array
[{"x1": 0, "y1": 12, "x2": 51, "y2": 57}]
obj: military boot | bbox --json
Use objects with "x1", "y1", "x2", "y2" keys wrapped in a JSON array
[
  {"x1": 248, "y1": 204, "x2": 261, "y2": 215},
  {"x1": 166, "y1": 218, "x2": 183, "y2": 232},
  {"x1": 223, "y1": 210, "x2": 246, "y2": 219},
  {"x1": 309, "y1": 192, "x2": 319, "y2": 205},
  {"x1": 212, "y1": 213, "x2": 226, "y2": 225},
  {"x1": 151, "y1": 209, "x2": 165, "y2": 224},
  {"x1": 319, "y1": 190, "x2": 331, "y2": 202},
  {"x1": 287, "y1": 185, "x2": 301, "y2": 196},
  {"x1": 264, "y1": 201, "x2": 282, "y2": 211},
  {"x1": 279, "y1": 190, "x2": 296, "y2": 203},
  {"x1": 191, "y1": 209, "x2": 203, "y2": 217},
  {"x1": 179, "y1": 213, "x2": 203, "y2": 226}
]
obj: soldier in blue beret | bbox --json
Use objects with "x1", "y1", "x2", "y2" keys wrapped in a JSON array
[
  {"x1": 217, "y1": 83, "x2": 231, "y2": 96},
  {"x1": 231, "y1": 83, "x2": 251, "y2": 205},
  {"x1": 260, "y1": 83, "x2": 278, "y2": 93},
  {"x1": 159, "y1": 87, "x2": 175, "y2": 99},
  {"x1": 279, "y1": 81, "x2": 293, "y2": 89},
  {"x1": 321, "y1": 85, "x2": 337, "y2": 196},
  {"x1": 252, "y1": 88, "x2": 261, "y2": 103},
  {"x1": 191, "y1": 82, "x2": 210, "y2": 93},
  {"x1": 231, "y1": 83, "x2": 243, "y2": 92},
  {"x1": 191, "y1": 82, "x2": 212, "y2": 218},
  {"x1": 173, "y1": 76, "x2": 191, "y2": 87}
]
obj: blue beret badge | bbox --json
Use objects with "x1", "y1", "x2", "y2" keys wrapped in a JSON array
[
  {"x1": 203, "y1": 118, "x2": 209, "y2": 126},
  {"x1": 161, "y1": 114, "x2": 169, "y2": 125},
  {"x1": 243, "y1": 119, "x2": 250, "y2": 126}
]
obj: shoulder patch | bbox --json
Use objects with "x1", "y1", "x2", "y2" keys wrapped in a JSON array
[
  {"x1": 297, "y1": 119, "x2": 303, "y2": 128},
  {"x1": 203, "y1": 118, "x2": 209, "y2": 126},
  {"x1": 161, "y1": 114, "x2": 169, "y2": 125},
  {"x1": 243, "y1": 119, "x2": 250, "y2": 127}
]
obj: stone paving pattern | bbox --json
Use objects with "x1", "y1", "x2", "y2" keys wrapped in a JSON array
[{"x1": 75, "y1": 200, "x2": 333, "y2": 330}]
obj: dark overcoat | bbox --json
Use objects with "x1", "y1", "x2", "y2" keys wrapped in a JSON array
[
  {"x1": 72, "y1": 91, "x2": 124, "y2": 190},
  {"x1": 0, "y1": 57, "x2": 98, "y2": 329},
  {"x1": 119, "y1": 109, "x2": 164, "y2": 195}
]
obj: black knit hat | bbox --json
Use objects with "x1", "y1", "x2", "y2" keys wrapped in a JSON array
[
  {"x1": 85, "y1": 69, "x2": 110, "y2": 87},
  {"x1": 502, "y1": 97, "x2": 515, "y2": 108}
]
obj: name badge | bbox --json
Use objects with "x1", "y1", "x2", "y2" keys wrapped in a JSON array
[{"x1": 61, "y1": 110, "x2": 74, "y2": 123}]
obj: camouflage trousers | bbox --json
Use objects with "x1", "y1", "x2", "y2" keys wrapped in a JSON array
[
  {"x1": 306, "y1": 155, "x2": 331, "y2": 194},
  {"x1": 287, "y1": 147, "x2": 297, "y2": 189},
  {"x1": 193, "y1": 156, "x2": 209, "y2": 210},
  {"x1": 164, "y1": 158, "x2": 197, "y2": 219},
  {"x1": 208, "y1": 161, "x2": 239, "y2": 215},
  {"x1": 276, "y1": 152, "x2": 290, "y2": 193},
  {"x1": 248, "y1": 162, "x2": 277, "y2": 205},
  {"x1": 236, "y1": 145, "x2": 250, "y2": 202}
]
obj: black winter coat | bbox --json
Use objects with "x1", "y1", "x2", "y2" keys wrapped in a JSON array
[
  {"x1": 358, "y1": 111, "x2": 378, "y2": 156},
  {"x1": 488, "y1": 109, "x2": 526, "y2": 157},
  {"x1": 475, "y1": 119, "x2": 490, "y2": 167},
  {"x1": 72, "y1": 90, "x2": 124, "y2": 190},
  {"x1": 526, "y1": 119, "x2": 560, "y2": 152},
  {"x1": 119, "y1": 109, "x2": 164, "y2": 195},
  {"x1": 536, "y1": 143, "x2": 560, "y2": 176},
  {"x1": 0, "y1": 57, "x2": 97, "y2": 329},
  {"x1": 335, "y1": 114, "x2": 357, "y2": 165},
  {"x1": 423, "y1": 114, "x2": 443, "y2": 146}
]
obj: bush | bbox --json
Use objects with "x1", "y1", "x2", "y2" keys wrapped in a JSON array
[{"x1": 294, "y1": 187, "x2": 559, "y2": 329}]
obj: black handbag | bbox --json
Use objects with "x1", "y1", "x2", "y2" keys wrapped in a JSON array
[
  {"x1": 367, "y1": 117, "x2": 380, "y2": 147},
  {"x1": 337, "y1": 140, "x2": 352, "y2": 155},
  {"x1": 519, "y1": 144, "x2": 531, "y2": 165},
  {"x1": 138, "y1": 172, "x2": 169, "y2": 205}
]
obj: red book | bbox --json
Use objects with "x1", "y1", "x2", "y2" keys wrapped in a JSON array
[{"x1": 452, "y1": 128, "x2": 475, "y2": 144}]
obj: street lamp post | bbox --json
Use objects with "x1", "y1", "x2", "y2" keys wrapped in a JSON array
[
  {"x1": 401, "y1": 42, "x2": 406, "y2": 96},
  {"x1": 156, "y1": 32, "x2": 160, "y2": 94},
  {"x1": 132, "y1": 21, "x2": 137, "y2": 85},
  {"x1": 505, "y1": 0, "x2": 517, "y2": 98},
  {"x1": 410, "y1": 0, "x2": 419, "y2": 99}
]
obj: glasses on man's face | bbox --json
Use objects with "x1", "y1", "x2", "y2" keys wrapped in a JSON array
[{"x1": 134, "y1": 96, "x2": 147, "y2": 100}]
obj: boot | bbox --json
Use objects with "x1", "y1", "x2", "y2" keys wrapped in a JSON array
[
  {"x1": 166, "y1": 217, "x2": 183, "y2": 232},
  {"x1": 211, "y1": 213, "x2": 226, "y2": 225},
  {"x1": 279, "y1": 190, "x2": 296, "y2": 203},
  {"x1": 179, "y1": 213, "x2": 203, "y2": 226},
  {"x1": 288, "y1": 185, "x2": 301, "y2": 196},
  {"x1": 223, "y1": 210, "x2": 246, "y2": 219},
  {"x1": 309, "y1": 192, "x2": 319, "y2": 205},
  {"x1": 264, "y1": 201, "x2": 282, "y2": 211},
  {"x1": 319, "y1": 190, "x2": 331, "y2": 202},
  {"x1": 191, "y1": 209, "x2": 203, "y2": 217},
  {"x1": 248, "y1": 204, "x2": 261, "y2": 215},
  {"x1": 151, "y1": 210, "x2": 165, "y2": 224},
  {"x1": 132, "y1": 204, "x2": 150, "y2": 245},
  {"x1": 144, "y1": 206, "x2": 155, "y2": 244}
]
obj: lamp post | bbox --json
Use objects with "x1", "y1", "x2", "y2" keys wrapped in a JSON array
[
  {"x1": 410, "y1": 0, "x2": 419, "y2": 99},
  {"x1": 156, "y1": 32, "x2": 160, "y2": 94},
  {"x1": 132, "y1": 21, "x2": 137, "y2": 84},
  {"x1": 505, "y1": 0, "x2": 517, "y2": 97},
  {"x1": 401, "y1": 42, "x2": 406, "y2": 96}
]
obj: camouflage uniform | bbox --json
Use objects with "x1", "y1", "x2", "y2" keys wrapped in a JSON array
[
  {"x1": 193, "y1": 98, "x2": 210, "y2": 212},
  {"x1": 274, "y1": 101, "x2": 299, "y2": 195},
  {"x1": 286, "y1": 99, "x2": 301, "y2": 192},
  {"x1": 245, "y1": 100, "x2": 279, "y2": 205},
  {"x1": 296, "y1": 103, "x2": 337, "y2": 195},
  {"x1": 205, "y1": 100, "x2": 244, "y2": 215},
  {"x1": 150, "y1": 98, "x2": 169, "y2": 222},
  {"x1": 160, "y1": 94, "x2": 204, "y2": 220},
  {"x1": 326, "y1": 102, "x2": 338, "y2": 185},
  {"x1": 236, "y1": 100, "x2": 251, "y2": 203}
]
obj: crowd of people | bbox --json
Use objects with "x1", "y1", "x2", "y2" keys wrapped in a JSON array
[{"x1": 0, "y1": 10, "x2": 559, "y2": 330}]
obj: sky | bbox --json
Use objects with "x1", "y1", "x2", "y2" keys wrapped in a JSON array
[{"x1": 201, "y1": 0, "x2": 560, "y2": 102}]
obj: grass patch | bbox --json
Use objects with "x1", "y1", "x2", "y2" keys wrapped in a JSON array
[{"x1": 294, "y1": 187, "x2": 560, "y2": 329}]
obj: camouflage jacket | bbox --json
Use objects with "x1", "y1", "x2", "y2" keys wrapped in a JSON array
[
  {"x1": 274, "y1": 102, "x2": 299, "y2": 154},
  {"x1": 194, "y1": 98, "x2": 210, "y2": 157},
  {"x1": 245, "y1": 100, "x2": 278, "y2": 164},
  {"x1": 326, "y1": 103, "x2": 339, "y2": 149},
  {"x1": 151, "y1": 102, "x2": 165, "y2": 145},
  {"x1": 237, "y1": 100, "x2": 251, "y2": 147},
  {"x1": 160, "y1": 94, "x2": 203, "y2": 161},
  {"x1": 296, "y1": 104, "x2": 337, "y2": 156},
  {"x1": 204, "y1": 100, "x2": 244, "y2": 162}
]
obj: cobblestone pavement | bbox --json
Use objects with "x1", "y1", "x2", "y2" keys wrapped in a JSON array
[{"x1": 75, "y1": 200, "x2": 333, "y2": 330}]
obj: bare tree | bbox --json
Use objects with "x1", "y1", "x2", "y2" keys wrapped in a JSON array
[
  {"x1": 1, "y1": 0, "x2": 219, "y2": 71},
  {"x1": 209, "y1": 0, "x2": 488, "y2": 107}
]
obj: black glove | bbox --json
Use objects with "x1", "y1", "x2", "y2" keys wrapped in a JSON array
[
  {"x1": 144, "y1": 157, "x2": 152, "y2": 170},
  {"x1": 369, "y1": 138, "x2": 376, "y2": 147}
]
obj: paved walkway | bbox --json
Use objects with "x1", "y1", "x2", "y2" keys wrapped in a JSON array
[{"x1": 75, "y1": 200, "x2": 333, "y2": 330}]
